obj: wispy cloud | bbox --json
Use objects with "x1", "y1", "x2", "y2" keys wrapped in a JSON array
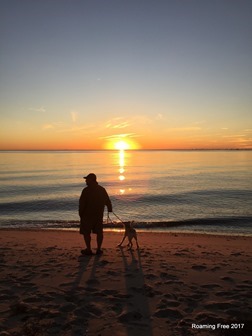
[
  {"x1": 42, "y1": 122, "x2": 65, "y2": 131},
  {"x1": 42, "y1": 120, "x2": 100, "y2": 134},
  {"x1": 29, "y1": 106, "x2": 46, "y2": 113},
  {"x1": 42, "y1": 124, "x2": 54, "y2": 130},
  {"x1": 99, "y1": 133, "x2": 140, "y2": 140},
  {"x1": 112, "y1": 121, "x2": 131, "y2": 129},
  {"x1": 224, "y1": 136, "x2": 252, "y2": 148},
  {"x1": 222, "y1": 134, "x2": 246, "y2": 138},
  {"x1": 41, "y1": 114, "x2": 148, "y2": 139},
  {"x1": 105, "y1": 115, "x2": 152, "y2": 130},
  {"x1": 168, "y1": 127, "x2": 202, "y2": 132},
  {"x1": 71, "y1": 111, "x2": 78, "y2": 123},
  {"x1": 156, "y1": 113, "x2": 163, "y2": 120},
  {"x1": 105, "y1": 117, "x2": 130, "y2": 129},
  {"x1": 56, "y1": 124, "x2": 96, "y2": 133}
]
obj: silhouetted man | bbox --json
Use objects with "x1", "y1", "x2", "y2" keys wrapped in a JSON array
[{"x1": 79, "y1": 173, "x2": 112, "y2": 255}]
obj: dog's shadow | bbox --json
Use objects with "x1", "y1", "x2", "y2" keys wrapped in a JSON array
[{"x1": 118, "y1": 246, "x2": 153, "y2": 336}]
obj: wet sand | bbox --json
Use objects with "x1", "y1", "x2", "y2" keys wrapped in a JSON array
[{"x1": 0, "y1": 230, "x2": 251, "y2": 336}]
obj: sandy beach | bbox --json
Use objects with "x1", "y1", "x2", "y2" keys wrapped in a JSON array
[{"x1": 0, "y1": 230, "x2": 251, "y2": 336}]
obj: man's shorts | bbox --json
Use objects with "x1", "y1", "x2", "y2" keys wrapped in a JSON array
[{"x1": 80, "y1": 217, "x2": 103, "y2": 235}]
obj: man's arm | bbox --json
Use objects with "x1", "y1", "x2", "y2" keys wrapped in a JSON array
[
  {"x1": 104, "y1": 189, "x2": 112, "y2": 212},
  {"x1": 79, "y1": 189, "x2": 87, "y2": 217}
]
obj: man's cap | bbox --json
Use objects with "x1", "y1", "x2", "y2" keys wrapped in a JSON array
[{"x1": 83, "y1": 173, "x2": 97, "y2": 180}]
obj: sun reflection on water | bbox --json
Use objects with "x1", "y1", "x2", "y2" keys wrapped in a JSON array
[
  {"x1": 113, "y1": 149, "x2": 136, "y2": 197},
  {"x1": 118, "y1": 149, "x2": 126, "y2": 194}
]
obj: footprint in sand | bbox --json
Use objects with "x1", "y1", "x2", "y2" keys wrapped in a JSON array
[
  {"x1": 231, "y1": 252, "x2": 242, "y2": 256},
  {"x1": 145, "y1": 273, "x2": 158, "y2": 280},
  {"x1": 59, "y1": 302, "x2": 76, "y2": 313},
  {"x1": 118, "y1": 310, "x2": 143, "y2": 323},
  {"x1": 23, "y1": 296, "x2": 42, "y2": 304},
  {"x1": 43, "y1": 246, "x2": 57, "y2": 253},
  {"x1": 191, "y1": 265, "x2": 207, "y2": 271},
  {"x1": 210, "y1": 266, "x2": 221, "y2": 271},
  {"x1": 220, "y1": 276, "x2": 234, "y2": 282},
  {"x1": 204, "y1": 301, "x2": 237, "y2": 310},
  {"x1": 107, "y1": 270, "x2": 120, "y2": 276},
  {"x1": 10, "y1": 301, "x2": 31, "y2": 315},
  {"x1": 154, "y1": 307, "x2": 183, "y2": 320},
  {"x1": 130, "y1": 284, "x2": 161, "y2": 297},
  {"x1": 86, "y1": 278, "x2": 100, "y2": 285},
  {"x1": 201, "y1": 284, "x2": 221, "y2": 289},
  {"x1": 96, "y1": 259, "x2": 110, "y2": 267},
  {"x1": 84, "y1": 303, "x2": 103, "y2": 317},
  {"x1": 190, "y1": 293, "x2": 207, "y2": 300},
  {"x1": 159, "y1": 272, "x2": 178, "y2": 280},
  {"x1": 101, "y1": 289, "x2": 118, "y2": 296},
  {"x1": 184, "y1": 299, "x2": 198, "y2": 313},
  {"x1": 157, "y1": 298, "x2": 180, "y2": 309},
  {"x1": 195, "y1": 311, "x2": 221, "y2": 325},
  {"x1": 215, "y1": 290, "x2": 234, "y2": 297}
]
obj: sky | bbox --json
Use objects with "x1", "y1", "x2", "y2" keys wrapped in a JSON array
[{"x1": 0, "y1": 0, "x2": 252, "y2": 150}]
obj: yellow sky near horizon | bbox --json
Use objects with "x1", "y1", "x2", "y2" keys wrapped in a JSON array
[{"x1": 1, "y1": 113, "x2": 251, "y2": 150}]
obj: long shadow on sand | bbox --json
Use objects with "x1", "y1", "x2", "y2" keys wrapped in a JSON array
[
  {"x1": 68, "y1": 253, "x2": 107, "y2": 336},
  {"x1": 119, "y1": 247, "x2": 153, "y2": 336},
  {"x1": 63, "y1": 255, "x2": 93, "y2": 336}
]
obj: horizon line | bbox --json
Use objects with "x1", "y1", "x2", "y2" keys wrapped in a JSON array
[{"x1": 0, "y1": 148, "x2": 251, "y2": 152}]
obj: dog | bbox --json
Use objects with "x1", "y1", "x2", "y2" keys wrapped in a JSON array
[{"x1": 117, "y1": 221, "x2": 139, "y2": 249}]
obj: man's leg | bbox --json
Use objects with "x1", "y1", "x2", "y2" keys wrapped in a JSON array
[
  {"x1": 83, "y1": 233, "x2": 92, "y2": 251},
  {"x1": 96, "y1": 232, "x2": 103, "y2": 251}
]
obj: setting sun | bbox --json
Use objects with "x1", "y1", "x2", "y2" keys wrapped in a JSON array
[
  {"x1": 104, "y1": 136, "x2": 141, "y2": 150},
  {"x1": 115, "y1": 140, "x2": 130, "y2": 150}
]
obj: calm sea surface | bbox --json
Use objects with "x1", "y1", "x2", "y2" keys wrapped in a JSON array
[{"x1": 0, "y1": 150, "x2": 251, "y2": 235}]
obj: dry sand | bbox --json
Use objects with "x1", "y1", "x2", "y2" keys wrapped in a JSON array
[{"x1": 0, "y1": 230, "x2": 251, "y2": 336}]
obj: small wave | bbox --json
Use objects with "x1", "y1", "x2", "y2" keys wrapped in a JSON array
[
  {"x1": 132, "y1": 189, "x2": 252, "y2": 202},
  {"x1": 0, "y1": 199, "x2": 77, "y2": 213},
  {"x1": 2, "y1": 188, "x2": 250, "y2": 212},
  {"x1": 1, "y1": 216, "x2": 251, "y2": 231}
]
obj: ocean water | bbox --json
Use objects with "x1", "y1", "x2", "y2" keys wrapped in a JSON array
[{"x1": 0, "y1": 150, "x2": 251, "y2": 236}]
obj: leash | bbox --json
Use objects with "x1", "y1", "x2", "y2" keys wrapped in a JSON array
[
  {"x1": 107, "y1": 211, "x2": 124, "y2": 225},
  {"x1": 112, "y1": 211, "x2": 125, "y2": 224}
]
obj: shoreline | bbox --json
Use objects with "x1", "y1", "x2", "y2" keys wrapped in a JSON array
[
  {"x1": 1, "y1": 227, "x2": 251, "y2": 238},
  {"x1": 1, "y1": 230, "x2": 252, "y2": 335}
]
